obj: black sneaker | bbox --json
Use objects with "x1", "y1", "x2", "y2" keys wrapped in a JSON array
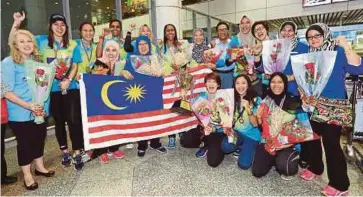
[
  {"x1": 299, "y1": 160, "x2": 308, "y2": 169},
  {"x1": 73, "y1": 154, "x2": 84, "y2": 171},
  {"x1": 137, "y1": 150, "x2": 146, "y2": 157},
  {"x1": 61, "y1": 152, "x2": 72, "y2": 168},
  {"x1": 150, "y1": 146, "x2": 167, "y2": 154}
]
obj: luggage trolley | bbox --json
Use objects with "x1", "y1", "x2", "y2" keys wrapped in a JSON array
[{"x1": 345, "y1": 75, "x2": 363, "y2": 172}]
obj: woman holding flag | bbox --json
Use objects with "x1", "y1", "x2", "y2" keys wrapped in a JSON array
[{"x1": 123, "y1": 35, "x2": 167, "y2": 157}]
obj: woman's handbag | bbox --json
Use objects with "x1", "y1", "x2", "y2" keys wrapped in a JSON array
[{"x1": 311, "y1": 97, "x2": 353, "y2": 127}]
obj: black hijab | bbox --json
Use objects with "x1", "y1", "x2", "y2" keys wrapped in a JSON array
[{"x1": 267, "y1": 72, "x2": 301, "y2": 112}]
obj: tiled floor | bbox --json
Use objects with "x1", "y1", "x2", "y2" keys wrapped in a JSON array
[{"x1": 1, "y1": 131, "x2": 363, "y2": 196}]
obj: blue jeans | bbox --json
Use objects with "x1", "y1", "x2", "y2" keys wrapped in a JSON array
[{"x1": 221, "y1": 135, "x2": 259, "y2": 169}]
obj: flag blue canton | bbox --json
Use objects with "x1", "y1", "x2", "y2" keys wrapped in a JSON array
[{"x1": 82, "y1": 74, "x2": 164, "y2": 117}]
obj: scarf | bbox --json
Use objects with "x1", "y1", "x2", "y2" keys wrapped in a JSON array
[
  {"x1": 238, "y1": 16, "x2": 256, "y2": 47},
  {"x1": 307, "y1": 23, "x2": 336, "y2": 52},
  {"x1": 192, "y1": 29, "x2": 209, "y2": 64}
]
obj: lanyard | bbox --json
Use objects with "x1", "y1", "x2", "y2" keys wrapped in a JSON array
[
  {"x1": 53, "y1": 41, "x2": 63, "y2": 58},
  {"x1": 81, "y1": 39, "x2": 93, "y2": 63}
]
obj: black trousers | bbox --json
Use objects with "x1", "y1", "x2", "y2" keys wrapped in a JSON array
[
  {"x1": 305, "y1": 121, "x2": 349, "y2": 191},
  {"x1": 206, "y1": 133, "x2": 225, "y2": 168},
  {"x1": 180, "y1": 126, "x2": 203, "y2": 148},
  {"x1": 138, "y1": 138, "x2": 161, "y2": 151},
  {"x1": 1, "y1": 124, "x2": 8, "y2": 179},
  {"x1": 50, "y1": 90, "x2": 84, "y2": 151},
  {"x1": 8, "y1": 121, "x2": 47, "y2": 166},
  {"x1": 252, "y1": 144, "x2": 299, "y2": 177}
]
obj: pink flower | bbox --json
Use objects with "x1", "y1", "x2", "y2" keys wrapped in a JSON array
[
  {"x1": 217, "y1": 97, "x2": 224, "y2": 102},
  {"x1": 36, "y1": 69, "x2": 45, "y2": 75}
]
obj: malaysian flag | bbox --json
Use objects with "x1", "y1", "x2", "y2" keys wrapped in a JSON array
[{"x1": 80, "y1": 66, "x2": 212, "y2": 150}]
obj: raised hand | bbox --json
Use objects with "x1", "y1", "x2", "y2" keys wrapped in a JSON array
[{"x1": 13, "y1": 11, "x2": 25, "y2": 27}]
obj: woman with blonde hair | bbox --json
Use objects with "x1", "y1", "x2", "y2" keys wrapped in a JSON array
[{"x1": 2, "y1": 30, "x2": 55, "y2": 190}]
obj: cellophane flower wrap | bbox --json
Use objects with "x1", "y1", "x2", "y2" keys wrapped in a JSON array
[
  {"x1": 192, "y1": 97, "x2": 213, "y2": 127},
  {"x1": 130, "y1": 55, "x2": 163, "y2": 77},
  {"x1": 262, "y1": 39, "x2": 292, "y2": 75},
  {"x1": 171, "y1": 41, "x2": 193, "y2": 72},
  {"x1": 260, "y1": 96, "x2": 319, "y2": 155},
  {"x1": 192, "y1": 89, "x2": 235, "y2": 142},
  {"x1": 291, "y1": 51, "x2": 337, "y2": 112},
  {"x1": 203, "y1": 47, "x2": 222, "y2": 64},
  {"x1": 25, "y1": 60, "x2": 56, "y2": 124},
  {"x1": 46, "y1": 51, "x2": 72, "y2": 80}
]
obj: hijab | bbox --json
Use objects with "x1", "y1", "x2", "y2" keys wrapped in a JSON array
[
  {"x1": 135, "y1": 35, "x2": 152, "y2": 56},
  {"x1": 192, "y1": 28, "x2": 209, "y2": 64},
  {"x1": 306, "y1": 23, "x2": 336, "y2": 52},
  {"x1": 267, "y1": 72, "x2": 301, "y2": 112},
  {"x1": 279, "y1": 21, "x2": 298, "y2": 51},
  {"x1": 238, "y1": 16, "x2": 256, "y2": 47},
  {"x1": 101, "y1": 40, "x2": 120, "y2": 75}
]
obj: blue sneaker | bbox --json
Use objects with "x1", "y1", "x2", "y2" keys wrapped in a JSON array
[
  {"x1": 61, "y1": 152, "x2": 72, "y2": 168},
  {"x1": 168, "y1": 137, "x2": 176, "y2": 148},
  {"x1": 73, "y1": 153, "x2": 84, "y2": 171},
  {"x1": 196, "y1": 147, "x2": 208, "y2": 158}
]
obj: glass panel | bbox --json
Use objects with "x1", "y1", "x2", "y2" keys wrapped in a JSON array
[
  {"x1": 122, "y1": 0, "x2": 148, "y2": 20},
  {"x1": 70, "y1": 0, "x2": 117, "y2": 40},
  {"x1": 1, "y1": 0, "x2": 63, "y2": 59}
]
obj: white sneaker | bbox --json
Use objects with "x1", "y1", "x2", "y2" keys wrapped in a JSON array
[
  {"x1": 125, "y1": 143, "x2": 134, "y2": 149},
  {"x1": 280, "y1": 174, "x2": 294, "y2": 181}
]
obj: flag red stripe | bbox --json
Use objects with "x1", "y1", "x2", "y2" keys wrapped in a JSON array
[
  {"x1": 162, "y1": 93, "x2": 200, "y2": 104},
  {"x1": 88, "y1": 109, "x2": 192, "y2": 122},
  {"x1": 162, "y1": 83, "x2": 206, "y2": 95},
  {"x1": 89, "y1": 119, "x2": 199, "y2": 144},
  {"x1": 163, "y1": 73, "x2": 209, "y2": 86},
  {"x1": 89, "y1": 114, "x2": 195, "y2": 133}
]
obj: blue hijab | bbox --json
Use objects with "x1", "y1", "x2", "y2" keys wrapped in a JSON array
[{"x1": 134, "y1": 35, "x2": 152, "y2": 55}]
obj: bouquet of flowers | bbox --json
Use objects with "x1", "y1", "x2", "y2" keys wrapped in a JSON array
[
  {"x1": 260, "y1": 97, "x2": 319, "y2": 155},
  {"x1": 130, "y1": 55, "x2": 163, "y2": 77},
  {"x1": 191, "y1": 89, "x2": 235, "y2": 142},
  {"x1": 25, "y1": 60, "x2": 56, "y2": 124},
  {"x1": 191, "y1": 97, "x2": 213, "y2": 127},
  {"x1": 262, "y1": 39, "x2": 292, "y2": 75},
  {"x1": 291, "y1": 51, "x2": 337, "y2": 112},
  {"x1": 203, "y1": 47, "x2": 222, "y2": 64},
  {"x1": 227, "y1": 47, "x2": 244, "y2": 57},
  {"x1": 171, "y1": 41, "x2": 193, "y2": 71}
]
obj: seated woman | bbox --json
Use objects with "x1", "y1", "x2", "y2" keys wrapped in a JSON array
[
  {"x1": 253, "y1": 73, "x2": 301, "y2": 180},
  {"x1": 1, "y1": 30, "x2": 55, "y2": 190},
  {"x1": 221, "y1": 74, "x2": 261, "y2": 169},
  {"x1": 123, "y1": 35, "x2": 167, "y2": 157}
]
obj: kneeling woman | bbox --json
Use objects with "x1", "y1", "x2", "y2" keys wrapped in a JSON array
[
  {"x1": 1, "y1": 30, "x2": 55, "y2": 190},
  {"x1": 221, "y1": 75, "x2": 261, "y2": 169},
  {"x1": 253, "y1": 73, "x2": 300, "y2": 180}
]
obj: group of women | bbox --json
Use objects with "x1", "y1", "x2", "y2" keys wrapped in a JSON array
[{"x1": 1, "y1": 10, "x2": 362, "y2": 196}]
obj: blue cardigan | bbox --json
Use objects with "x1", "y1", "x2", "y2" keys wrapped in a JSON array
[
  {"x1": 283, "y1": 42, "x2": 309, "y2": 96},
  {"x1": 320, "y1": 46, "x2": 363, "y2": 99}
]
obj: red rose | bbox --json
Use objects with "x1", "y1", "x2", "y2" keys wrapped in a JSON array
[
  {"x1": 36, "y1": 69, "x2": 45, "y2": 75},
  {"x1": 304, "y1": 62, "x2": 314, "y2": 70},
  {"x1": 217, "y1": 97, "x2": 224, "y2": 102}
]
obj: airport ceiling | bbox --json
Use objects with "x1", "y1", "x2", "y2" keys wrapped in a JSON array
[{"x1": 267, "y1": 9, "x2": 363, "y2": 30}]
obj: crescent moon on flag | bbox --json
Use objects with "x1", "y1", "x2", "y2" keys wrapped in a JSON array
[{"x1": 101, "y1": 80, "x2": 127, "y2": 110}]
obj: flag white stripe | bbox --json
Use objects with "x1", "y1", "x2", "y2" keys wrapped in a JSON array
[
  {"x1": 87, "y1": 124, "x2": 197, "y2": 149},
  {"x1": 89, "y1": 116, "x2": 197, "y2": 138},
  {"x1": 88, "y1": 112, "x2": 182, "y2": 127}
]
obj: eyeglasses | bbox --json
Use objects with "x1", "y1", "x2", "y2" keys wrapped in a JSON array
[
  {"x1": 307, "y1": 34, "x2": 322, "y2": 41},
  {"x1": 138, "y1": 43, "x2": 149, "y2": 46}
]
